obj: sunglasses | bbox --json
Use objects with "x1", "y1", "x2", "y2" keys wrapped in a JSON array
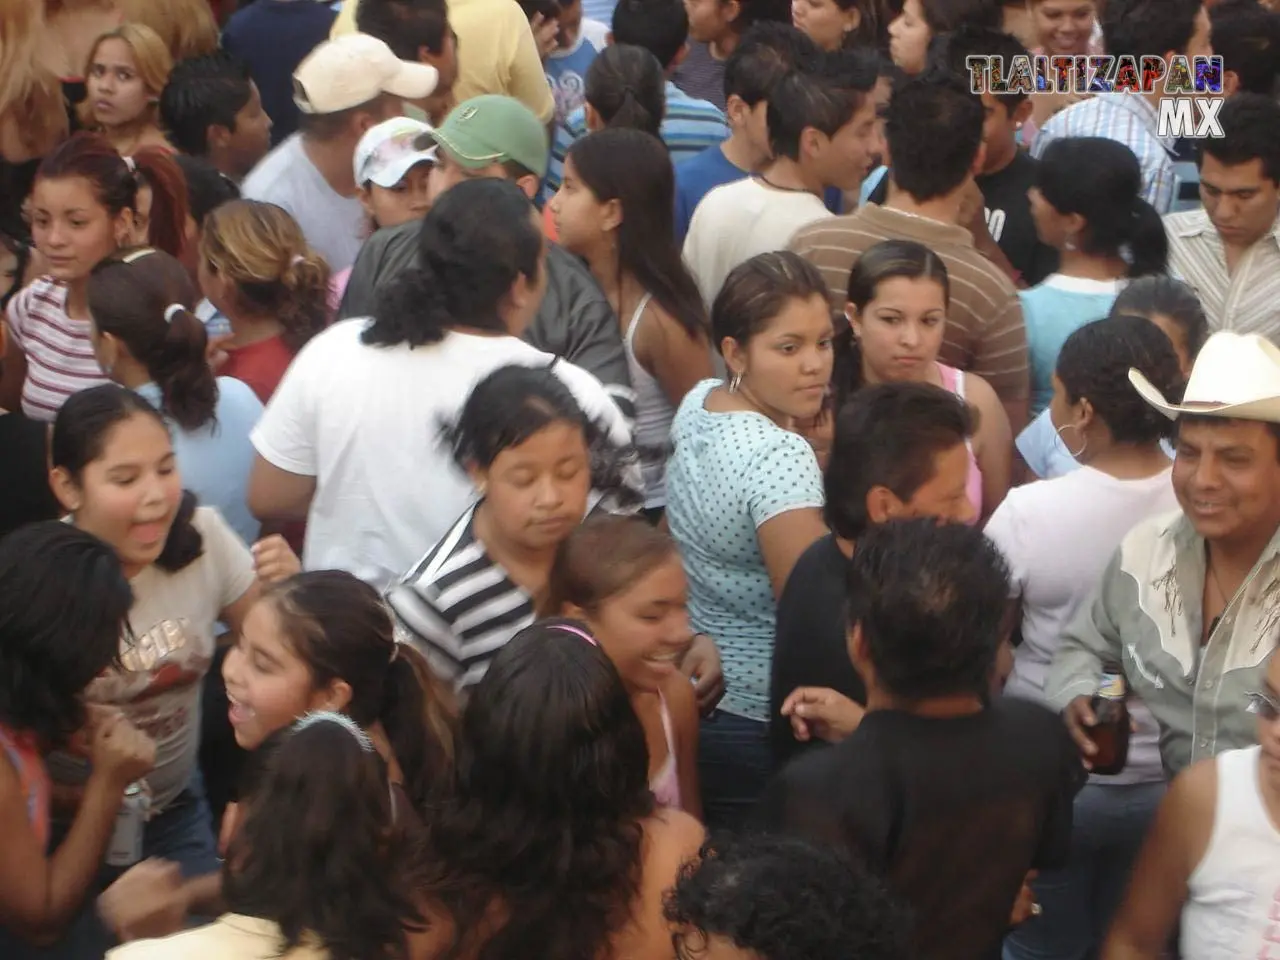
[{"x1": 1246, "y1": 690, "x2": 1280, "y2": 722}]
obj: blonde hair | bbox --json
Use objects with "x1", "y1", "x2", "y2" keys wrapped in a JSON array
[
  {"x1": 117, "y1": 0, "x2": 219, "y2": 61},
  {"x1": 78, "y1": 23, "x2": 173, "y2": 129},
  {"x1": 200, "y1": 199, "x2": 332, "y2": 352},
  {"x1": 0, "y1": 0, "x2": 68, "y2": 160}
]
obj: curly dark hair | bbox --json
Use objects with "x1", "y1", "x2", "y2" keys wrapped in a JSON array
[
  {"x1": 664, "y1": 834, "x2": 908, "y2": 960},
  {"x1": 415, "y1": 618, "x2": 656, "y2": 960},
  {"x1": 1056, "y1": 315, "x2": 1184, "y2": 445},
  {"x1": 846, "y1": 517, "x2": 1010, "y2": 700},
  {"x1": 224, "y1": 716, "x2": 425, "y2": 960},
  {"x1": 0, "y1": 523, "x2": 132, "y2": 748}
]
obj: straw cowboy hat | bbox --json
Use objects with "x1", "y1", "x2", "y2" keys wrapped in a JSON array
[{"x1": 1130, "y1": 331, "x2": 1280, "y2": 423}]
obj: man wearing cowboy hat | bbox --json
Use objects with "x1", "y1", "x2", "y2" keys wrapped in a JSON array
[{"x1": 1047, "y1": 331, "x2": 1280, "y2": 776}]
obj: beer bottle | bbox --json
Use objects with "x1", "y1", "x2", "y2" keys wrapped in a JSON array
[{"x1": 1088, "y1": 664, "x2": 1130, "y2": 775}]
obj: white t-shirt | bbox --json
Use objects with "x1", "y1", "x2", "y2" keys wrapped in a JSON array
[
  {"x1": 241, "y1": 134, "x2": 365, "y2": 272},
  {"x1": 251, "y1": 320, "x2": 635, "y2": 591},
  {"x1": 986, "y1": 465, "x2": 1176, "y2": 783},
  {"x1": 50, "y1": 508, "x2": 256, "y2": 809},
  {"x1": 682, "y1": 176, "x2": 833, "y2": 307}
]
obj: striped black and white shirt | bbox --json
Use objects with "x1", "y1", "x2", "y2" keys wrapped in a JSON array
[{"x1": 387, "y1": 504, "x2": 535, "y2": 691}]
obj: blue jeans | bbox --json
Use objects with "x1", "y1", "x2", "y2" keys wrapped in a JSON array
[
  {"x1": 698, "y1": 711, "x2": 772, "y2": 831},
  {"x1": 1003, "y1": 781, "x2": 1166, "y2": 960},
  {"x1": 0, "y1": 768, "x2": 219, "y2": 959}
]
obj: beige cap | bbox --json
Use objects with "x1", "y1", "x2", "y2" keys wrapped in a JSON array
[{"x1": 293, "y1": 33, "x2": 439, "y2": 115}]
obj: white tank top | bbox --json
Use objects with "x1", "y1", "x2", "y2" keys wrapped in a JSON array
[
  {"x1": 623, "y1": 293, "x2": 676, "y2": 510},
  {"x1": 1181, "y1": 745, "x2": 1280, "y2": 960}
]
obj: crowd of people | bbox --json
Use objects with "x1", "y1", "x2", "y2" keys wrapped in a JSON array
[{"x1": 1, "y1": 0, "x2": 1280, "y2": 957}]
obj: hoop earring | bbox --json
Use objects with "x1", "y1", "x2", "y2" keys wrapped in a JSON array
[
  {"x1": 1055, "y1": 423, "x2": 1088, "y2": 460},
  {"x1": 729, "y1": 372, "x2": 743, "y2": 393}
]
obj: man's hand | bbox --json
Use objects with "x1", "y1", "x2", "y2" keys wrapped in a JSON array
[
  {"x1": 680, "y1": 633, "x2": 725, "y2": 717},
  {"x1": 1063, "y1": 695, "x2": 1100, "y2": 769},
  {"x1": 780, "y1": 687, "x2": 864, "y2": 744}
]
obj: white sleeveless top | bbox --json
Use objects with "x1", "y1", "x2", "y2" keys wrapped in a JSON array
[
  {"x1": 623, "y1": 293, "x2": 676, "y2": 509},
  {"x1": 1181, "y1": 745, "x2": 1280, "y2": 960}
]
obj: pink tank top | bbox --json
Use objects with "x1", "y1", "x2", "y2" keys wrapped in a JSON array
[
  {"x1": 649, "y1": 692, "x2": 681, "y2": 810},
  {"x1": 936, "y1": 363, "x2": 983, "y2": 524},
  {"x1": 0, "y1": 724, "x2": 51, "y2": 846}
]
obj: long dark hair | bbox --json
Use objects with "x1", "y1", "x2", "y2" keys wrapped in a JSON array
[
  {"x1": 88, "y1": 247, "x2": 219, "y2": 431},
  {"x1": 1036, "y1": 137, "x2": 1168, "y2": 278},
  {"x1": 365, "y1": 178, "x2": 543, "y2": 349},
  {"x1": 52, "y1": 384, "x2": 204, "y2": 573},
  {"x1": 415, "y1": 619, "x2": 655, "y2": 960},
  {"x1": 1110, "y1": 275, "x2": 1209, "y2": 361},
  {"x1": 0, "y1": 522, "x2": 132, "y2": 748},
  {"x1": 225, "y1": 716, "x2": 424, "y2": 960},
  {"x1": 258, "y1": 571, "x2": 456, "y2": 809},
  {"x1": 566, "y1": 129, "x2": 707, "y2": 343},
  {"x1": 584, "y1": 44, "x2": 666, "y2": 136},
  {"x1": 834, "y1": 239, "x2": 949, "y2": 404}
]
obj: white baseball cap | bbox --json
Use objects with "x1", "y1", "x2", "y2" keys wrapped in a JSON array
[
  {"x1": 354, "y1": 117, "x2": 437, "y2": 188},
  {"x1": 293, "y1": 34, "x2": 439, "y2": 116}
]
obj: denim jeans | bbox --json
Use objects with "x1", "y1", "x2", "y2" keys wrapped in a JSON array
[
  {"x1": 698, "y1": 710, "x2": 772, "y2": 831},
  {"x1": 0, "y1": 768, "x2": 219, "y2": 959},
  {"x1": 1003, "y1": 781, "x2": 1166, "y2": 960}
]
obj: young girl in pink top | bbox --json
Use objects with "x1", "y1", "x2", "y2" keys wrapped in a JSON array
[{"x1": 547, "y1": 515, "x2": 702, "y2": 818}]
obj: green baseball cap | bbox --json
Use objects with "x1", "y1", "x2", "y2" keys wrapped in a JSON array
[{"x1": 416, "y1": 95, "x2": 549, "y2": 179}]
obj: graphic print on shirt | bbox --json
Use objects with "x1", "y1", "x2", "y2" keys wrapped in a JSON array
[{"x1": 89, "y1": 618, "x2": 213, "y2": 744}]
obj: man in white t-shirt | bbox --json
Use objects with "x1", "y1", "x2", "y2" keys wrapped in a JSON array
[
  {"x1": 247, "y1": 180, "x2": 639, "y2": 591},
  {"x1": 682, "y1": 50, "x2": 877, "y2": 308},
  {"x1": 240, "y1": 33, "x2": 438, "y2": 272}
]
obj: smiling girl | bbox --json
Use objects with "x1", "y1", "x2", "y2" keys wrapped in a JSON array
[
  {"x1": 43, "y1": 383, "x2": 258, "y2": 955},
  {"x1": 1, "y1": 133, "x2": 188, "y2": 421},
  {"x1": 547, "y1": 516, "x2": 702, "y2": 816},
  {"x1": 80, "y1": 24, "x2": 173, "y2": 158}
]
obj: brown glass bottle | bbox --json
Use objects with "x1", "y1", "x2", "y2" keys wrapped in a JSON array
[{"x1": 1088, "y1": 665, "x2": 1130, "y2": 775}]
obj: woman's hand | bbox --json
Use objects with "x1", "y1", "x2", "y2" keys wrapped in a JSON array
[
  {"x1": 1009, "y1": 871, "x2": 1041, "y2": 926},
  {"x1": 252, "y1": 534, "x2": 301, "y2": 585},
  {"x1": 88, "y1": 707, "x2": 156, "y2": 788},
  {"x1": 680, "y1": 633, "x2": 725, "y2": 717},
  {"x1": 780, "y1": 687, "x2": 864, "y2": 744}
]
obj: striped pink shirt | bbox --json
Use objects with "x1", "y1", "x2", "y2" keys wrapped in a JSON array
[{"x1": 5, "y1": 279, "x2": 108, "y2": 422}]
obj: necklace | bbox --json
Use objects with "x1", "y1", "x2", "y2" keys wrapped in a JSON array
[{"x1": 756, "y1": 174, "x2": 811, "y2": 195}]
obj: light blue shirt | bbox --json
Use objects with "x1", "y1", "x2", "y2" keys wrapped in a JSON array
[
  {"x1": 135, "y1": 378, "x2": 264, "y2": 546},
  {"x1": 543, "y1": 81, "x2": 728, "y2": 202},
  {"x1": 1019, "y1": 275, "x2": 1123, "y2": 415},
  {"x1": 664, "y1": 380, "x2": 824, "y2": 722}
]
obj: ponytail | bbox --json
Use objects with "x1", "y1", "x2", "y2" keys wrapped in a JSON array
[
  {"x1": 1036, "y1": 137, "x2": 1168, "y2": 278},
  {"x1": 362, "y1": 178, "x2": 542, "y2": 348},
  {"x1": 199, "y1": 200, "x2": 330, "y2": 354},
  {"x1": 584, "y1": 45, "x2": 665, "y2": 138},
  {"x1": 1124, "y1": 198, "x2": 1169, "y2": 279},
  {"x1": 380, "y1": 644, "x2": 456, "y2": 809},
  {"x1": 131, "y1": 147, "x2": 190, "y2": 260},
  {"x1": 256, "y1": 571, "x2": 458, "y2": 812},
  {"x1": 87, "y1": 247, "x2": 219, "y2": 431}
]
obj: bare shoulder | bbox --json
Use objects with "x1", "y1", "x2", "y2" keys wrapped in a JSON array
[
  {"x1": 1166, "y1": 756, "x2": 1217, "y2": 820},
  {"x1": 645, "y1": 808, "x2": 706, "y2": 869}
]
